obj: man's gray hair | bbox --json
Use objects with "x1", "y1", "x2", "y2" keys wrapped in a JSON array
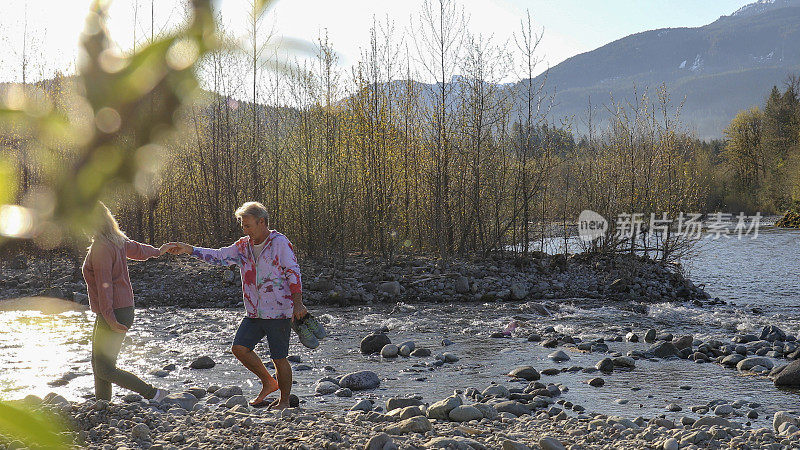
[{"x1": 235, "y1": 201, "x2": 269, "y2": 225}]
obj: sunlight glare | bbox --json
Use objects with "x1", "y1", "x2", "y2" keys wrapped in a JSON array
[{"x1": 0, "y1": 204, "x2": 35, "y2": 238}]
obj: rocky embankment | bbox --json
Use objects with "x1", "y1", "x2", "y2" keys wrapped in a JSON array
[{"x1": 0, "y1": 251, "x2": 710, "y2": 308}]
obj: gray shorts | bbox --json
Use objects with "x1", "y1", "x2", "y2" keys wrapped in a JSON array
[{"x1": 233, "y1": 317, "x2": 291, "y2": 360}]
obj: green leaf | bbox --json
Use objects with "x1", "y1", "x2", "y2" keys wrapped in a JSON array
[
  {"x1": 0, "y1": 156, "x2": 17, "y2": 205},
  {"x1": 0, "y1": 402, "x2": 67, "y2": 449}
]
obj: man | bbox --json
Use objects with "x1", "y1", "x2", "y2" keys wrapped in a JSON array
[{"x1": 170, "y1": 201, "x2": 307, "y2": 410}]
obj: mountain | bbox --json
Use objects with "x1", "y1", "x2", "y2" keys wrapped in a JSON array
[{"x1": 519, "y1": 0, "x2": 800, "y2": 139}]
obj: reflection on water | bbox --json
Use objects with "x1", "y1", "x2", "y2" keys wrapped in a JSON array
[{"x1": 0, "y1": 228, "x2": 799, "y2": 430}]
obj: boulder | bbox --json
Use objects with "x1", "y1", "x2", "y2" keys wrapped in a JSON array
[
  {"x1": 494, "y1": 400, "x2": 530, "y2": 416},
  {"x1": 481, "y1": 385, "x2": 510, "y2": 398},
  {"x1": 385, "y1": 416, "x2": 432, "y2": 435},
  {"x1": 774, "y1": 411, "x2": 797, "y2": 431},
  {"x1": 339, "y1": 371, "x2": 380, "y2": 390},
  {"x1": 189, "y1": 356, "x2": 215, "y2": 369},
  {"x1": 736, "y1": 357, "x2": 774, "y2": 372},
  {"x1": 162, "y1": 392, "x2": 198, "y2": 410},
  {"x1": 448, "y1": 405, "x2": 484, "y2": 422},
  {"x1": 548, "y1": 350, "x2": 570, "y2": 362},
  {"x1": 510, "y1": 283, "x2": 528, "y2": 300},
  {"x1": 381, "y1": 344, "x2": 399, "y2": 358},
  {"x1": 455, "y1": 276, "x2": 470, "y2": 294},
  {"x1": 427, "y1": 396, "x2": 462, "y2": 420},
  {"x1": 214, "y1": 386, "x2": 243, "y2": 398},
  {"x1": 774, "y1": 359, "x2": 800, "y2": 386},
  {"x1": 315, "y1": 381, "x2": 339, "y2": 395},
  {"x1": 379, "y1": 281, "x2": 401, "y2": 296},
  {"x1": 538, "y1": 437, "x2": 566, "y2": 450},
  {"x1": 673, "y1": 335, "x2": 694, "y2": 350},
  {"x1": 595, "y1": 358, "x2": 614, "y2": 373},
  {"x1": 508, "y1": 366, "x2": 540, "y2": 381},
  {"x1": 361, "y1": 333, "x2": 391, "y2": 354},
  {"x1": 365, "y1": 433, "x2": 393, "y2": 450},
  {"x1": 650, "y1": 342, "x2": 681, "y2": 359}
]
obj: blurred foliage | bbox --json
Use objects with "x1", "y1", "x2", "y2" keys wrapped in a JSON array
[
  {"x1": 0, "y1": 0, "x2": 278, "y2": 249},
  {"x1": 0, "y1": 401, "x2": 67, "y2": 449}
]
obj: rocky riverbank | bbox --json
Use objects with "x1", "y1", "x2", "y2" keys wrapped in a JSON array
[
  {"x1": 0, "y1": 250, "x2": 711, "y2": 308},
  {"x1": 3, "y1": 372, "x2": 798, "y2": 450}
]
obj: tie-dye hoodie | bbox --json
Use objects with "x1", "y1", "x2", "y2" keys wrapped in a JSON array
[{"x1": 191, "y1": 230, "x2": 302, "y2": 319}]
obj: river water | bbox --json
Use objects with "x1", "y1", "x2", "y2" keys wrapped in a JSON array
[{"x1": 1, "y1": 227, "x2": 799, "y2": 430}]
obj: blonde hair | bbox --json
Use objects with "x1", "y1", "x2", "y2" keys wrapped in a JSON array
[
  {"x1": 234, "y1": 201, "x2": 269, "y2": 226},
  {"x1": 91, "y1": 202, "x2": 129, "y2": 248}
]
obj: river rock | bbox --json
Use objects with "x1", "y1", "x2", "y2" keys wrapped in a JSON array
[
  {"x1": 613, "y1": 356, "x2": 635, "y2": 369},
  {"x1": 427, "y1": 396, "x2": 462, "y2": 420},
  {"x1": 494, "y1": 400, "x2": 530, "y2": 416},
  {"x1": 351, "y1": 399, "x2": 373, "y2": 412},
  {"x1": 721, "y1": 354, "x2": 745, "y2": 366},
  {"x1": 625, "y1": 332, "x2": 639, "y2": 342},
  {"x1": 736, "y1": 356, "x2": 774, "y2": 371},
  {"x1": 315, "y1": 381, "x2": 339, "y2": 395},
  {"x1": 162, "y1": 392, "x2": 198, "y2": 410},
  {"x1": 650, "y1": 342, "x2": 681, "y2": 358},
  {"x1": 673, "y1": 335, "x2": 694, "y2": 350},
  {"x1": 501, "y1": 440, "x2": 532, "y2": 450},
  {"x1": 225, "y1": 395, "x2": 248, "y2": 408},
  {"x1": 482, "y1": 385, "x2": 510, "y2": 398},
  {"x1": 361, "y1": 333, "x2": 391, "y2": 354},
  {"x1": 335, "y1": 388, "x2": 352, "y2": 397},
  {"x1": 411, "y1": 348, "x2": 431, "y2": 357},
  {"x1": 663, "y1": 438, "x2": 679, "y2": 450},
  {"x1": 365, "y1": 433, "x2": 393, "y2": 450},
  {"x1": 379, "y1": 281, "x2": 401, "y2": 296},
  {"x1": 508, "y1": 366, "x2": 540, "y2": 381},
  {"x1": 385, "y1": 416, "x2": 432, "y2": 434},
  {"x1": 472, "y1": 402, "x2": 499, "y2": 419},
  {"x1": 588, "y1": 377, "x2": 604, "y2": 387},
  {"x1": 595, "y1": 358, "x2": 614, "y2": 372},
  {"x1": 214, "y1": 386, "x2": 243, "y2": 398},
  {"x1": 339, "y1": 371, "x2": 380, "y2": 390},
  {"x1": 644, "y1": 329, "x2": 657, "y2": 342},
  {"x1": 714, "y1": 404, "x2": 733, "y2": 416},
  {"x1": 386, "y1": 397, "x2": 424, "y2": 412},
  {"x1": 131, "y1": 423, "x2": 150, "y2": 440},
  {"x1": 538, "y1": 437, "x2": 566, "y2": 450},
  {"x1": 694, "y1": 416, "x2": 730, "y2": 428},
  {"x1": 774, "y1": 359, "x2": 800, "y2": 386},
  {"x1": 455, "y1": 276, "x2": 470, "y2": 294},
  {"x1": 448, "y1": 405, "x2": 483, "y2": 422},
  {"x1": 548, "y1": 350, "x2": 570, "y2": 362},
  {"x1": 381, "y1": 344, "x2": 399, "y2": 358},
  {"x1": 425, "y1": 436, "x2": 485, "y2": 449},
  {"x1": 774, "y1": 411, "x2": 797, "y2": 431},
  {"x1": 189, "y1": 356, "x2": 215, "y2": 369}
]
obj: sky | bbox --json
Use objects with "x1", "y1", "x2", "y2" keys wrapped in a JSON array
[{"x1": 0, "y1": 0, "x2": 755, "y2": 85}]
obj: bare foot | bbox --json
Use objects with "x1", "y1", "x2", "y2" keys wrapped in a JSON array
[
  {"x1": 269, "y1": 400, "x2": 291, "y2": 410},
  {"x1": 249, "y1": 377, "x2": 279, "y2": 406}
]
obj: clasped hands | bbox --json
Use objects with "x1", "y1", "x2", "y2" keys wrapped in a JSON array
[{"x1": 158, "y1": 242, "x2": 193, "y2": 255}]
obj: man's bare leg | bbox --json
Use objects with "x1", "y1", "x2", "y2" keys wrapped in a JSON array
[
  {"x1": 269, "y1": 358, "x2": 292, "y2": 410},
  {"x1": 231, "y1": 345, "x2": 279, "y2": 404}
]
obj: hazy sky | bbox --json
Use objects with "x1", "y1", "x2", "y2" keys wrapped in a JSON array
[{"x1": 0, "y1": 0, "x2": 754, "y2": 84}]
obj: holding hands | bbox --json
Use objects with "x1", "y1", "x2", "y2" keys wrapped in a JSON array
[{"x1": 158, "y1": 242, "x2": 193, "y2": 255}]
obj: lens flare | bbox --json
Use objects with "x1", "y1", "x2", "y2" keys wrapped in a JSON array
[{"x1": 0, "y1": 204, "x2": 35, "y2": 238}]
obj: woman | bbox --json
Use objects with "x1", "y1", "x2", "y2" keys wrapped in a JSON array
[{"x1": 82, "y1": 202, "x2": 173, "y2": 402}]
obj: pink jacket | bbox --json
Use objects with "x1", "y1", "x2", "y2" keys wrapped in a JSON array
[
  {"x1": 191, "y1": 230, "x2": 302, "y2": 319},
  {"x1": 82, "y1": 238, "x2": 161, "y2": 324}
]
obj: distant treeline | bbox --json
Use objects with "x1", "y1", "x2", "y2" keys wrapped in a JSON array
[
  {"x1": 2, "y1": 0, "x2": 798, "y2": 260},
  {"x1": 721, "y1": 78, "x2": 800, "y2": 213}
]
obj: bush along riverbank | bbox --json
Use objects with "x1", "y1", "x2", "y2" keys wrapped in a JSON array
[{"x1": 0, "y1": 251, "x2": 711, "y2": 308}]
